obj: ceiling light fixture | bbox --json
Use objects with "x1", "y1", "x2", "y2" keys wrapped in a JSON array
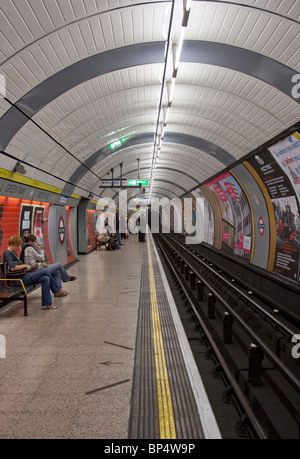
[{"x1": 149, "y1": 0, "x2": 192, "y2": 200}]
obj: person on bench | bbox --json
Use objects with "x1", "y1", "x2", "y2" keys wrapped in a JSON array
[
  {"x1": 20, "y1": 234, "x2": 77, "y2": 292},
  {"x1": 3, "y1": 236, "x2": 68, "y2": 311}
]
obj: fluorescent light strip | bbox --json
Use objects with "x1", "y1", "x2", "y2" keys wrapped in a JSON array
[{"x1": 150, "y1": 0, "x2": 192, "y2": 199}]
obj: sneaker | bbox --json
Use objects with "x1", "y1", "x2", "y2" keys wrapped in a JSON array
[
  {"x1": 41, "y1": 305, "x2": 58, "y2": 310},
  {"x1": 69, "y1": 276, "x2": 77, "y2": 281}
]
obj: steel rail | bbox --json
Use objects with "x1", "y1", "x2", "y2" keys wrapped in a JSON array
[
  {"x1": 155, "y1": 233, "x2": 267, "y2": 439},
  {"x1": 168, "y1": 234, "x2": 298, "y2": 338},
  {"x1": 161, "y1": 234, "x2": 300, "y2": 395}
]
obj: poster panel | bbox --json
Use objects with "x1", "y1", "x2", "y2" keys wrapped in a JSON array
[
  {"x1": 192, "y1": 188, "x2": 214, "y2": 246},
  {"x1": 205, "y1": 172, "x2": 252, "y2": 259},
  {"x1": 183, "y1": 194, "x2": 194, "y2": 235},
  {"x1": 33, "y1": 207, "x2": 45, "y2": 247},
  {"x1": 268, "y1": 132, "x2": 300, "y2": 205},
  {"x1": 248, "y1": 149, "x2": 300, "y2": 281},
  {"x1": 272, "y1": 196, "x2": 300, "y2": 280},
  {"x1": 20, "y1": 205, "x2": 33, "y2": 239}
]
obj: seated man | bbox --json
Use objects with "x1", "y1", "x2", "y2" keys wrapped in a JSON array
[
  {"x1": 20, "y1": 234, "x2": 77, "y2": 294},
  {"x1": 3, "y1": 235, "x2": 69, "y2": 310}
]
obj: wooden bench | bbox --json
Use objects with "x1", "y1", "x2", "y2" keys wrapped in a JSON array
[{"x1": 0, "y1": 263, "x2": 40, "y2": 316}]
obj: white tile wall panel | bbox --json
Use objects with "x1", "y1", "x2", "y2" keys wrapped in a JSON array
[
  {"x1": 6, "y1": 125, "x2": 55, "y2": 158},
  {"x1": 34, "y1": 67, "x2": 159, "y2": 113},
  {"x1": 0, "y1": 4, "x2": 170, "y2": 99},
  {"x1": 287, "y1": 0, "x2": 300, "y2": 19},
  {"x1": 57, "y1": 0, "x2": 78, "y2": 22},
  {"x1": 161, "y1": 151, "x2": 223, "y2": 170},
  {"x1": 151, "y1": 186, "x2": 182, "y2": 197},
  {"x1": 93, "y1": 150, "x2": 151, "y2": 178},
  {"x1": 24, "y1": 0, "x2": 56, "y2": 34},
  {"x1": 154, "y1": 172, "x2": 194, "y2": 187},
  {"x1": 54, "y1": 28, "x2": 81, "y2": 63},
  {"x1": 38, "y1": 0, "x2": 66, "y2": 28},
  {"x1": 187, "y1": 2, "x2": 300, "y2": 71},
  {"x1": 229, "y1": 0, "x2": 300, "y2": 21},
  {"x1": 175, "y1": 64, "x2": 300, "y2": 125},
  {"x1": 1, "y1": 1, "x2": 35, "y2": 51}
]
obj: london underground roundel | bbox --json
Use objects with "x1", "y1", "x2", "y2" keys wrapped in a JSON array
[
  {"x1": 258, "y1": 216, "x2": 265, "y2": 236},
  {"x1": 58, "y1": 216, "x2": 65, "y2": 245}
]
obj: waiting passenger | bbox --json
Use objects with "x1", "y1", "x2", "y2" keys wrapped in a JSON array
[
  {"x1": 3, "y1": 236, "x2": 68, "y2": 310},
  {"x1": 115, "y1": 213, "x2": 123, "y2": 248},
  {"x1": 20, "y1": 234, "x2": 77, "y2": 292},
  {"x1": 97, "y1": 228, "x2": 118, "y2": 251}
]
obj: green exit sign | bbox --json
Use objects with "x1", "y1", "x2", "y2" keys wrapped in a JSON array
[
  {"x1": 128, "y1": 180, "x2": 149, "y2": 186},
  {"x1": 109, "y1": 139, "x2": 124, "y2": 149}
]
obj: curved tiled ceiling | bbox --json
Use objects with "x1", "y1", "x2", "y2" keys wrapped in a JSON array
[{"x1": 0, "y1": 0, "x2": 300, "y2": 203}]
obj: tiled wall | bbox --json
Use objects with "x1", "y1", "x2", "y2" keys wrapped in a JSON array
[{"x1": 0, "y1": 197, "x2": 76, "y2": 265}]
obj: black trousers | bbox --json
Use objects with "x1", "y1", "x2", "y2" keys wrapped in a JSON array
[{"x1": 138, "y1": 231, "x2": 146, "y2": 242}]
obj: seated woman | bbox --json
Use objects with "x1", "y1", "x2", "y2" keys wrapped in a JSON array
[
  {"x1": 20, "y1": 234, "x2": 77, "y2": 294},
  {"x1": 3, "y1": 236, "x2": 69, "y2": 310}
]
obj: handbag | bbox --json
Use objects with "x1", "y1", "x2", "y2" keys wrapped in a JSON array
[
  {"x1": 4, "y1": 262, "x2": 39, "y2": 277},
  {"x1": 4, "y1": 263, "x2": 27, "y2": 277},
  {"x1": 97, "y1": 230, "x2": 110, "y2": 243}
]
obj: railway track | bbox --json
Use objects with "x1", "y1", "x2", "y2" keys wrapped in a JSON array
[{"x1": 153, "y1": 233, "x2": 300, "y2": 439}]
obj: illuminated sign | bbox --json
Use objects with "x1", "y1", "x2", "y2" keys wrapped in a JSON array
[
  {"x1": 128, "y1": 180, "x2": 149, "y2": 186},
  {"x1": 109, "y1": 139, "x2": 124, "y2": 150}
]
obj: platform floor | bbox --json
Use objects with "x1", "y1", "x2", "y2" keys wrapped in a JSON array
[
  {"x1": 0, "y1": 234, "x2": 220, "y2": 439},
  {"x1": 0, "y1": 236, "x2": 144, "y2": 439}
]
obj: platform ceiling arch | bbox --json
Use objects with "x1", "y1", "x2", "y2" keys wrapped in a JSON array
[{"x1": 0, "y1": 0, "x2": 299, "y2": 201}]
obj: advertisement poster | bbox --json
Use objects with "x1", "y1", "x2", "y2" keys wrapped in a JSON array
[
  {"x1": 193, "y1": 188, "x2": 215, "y2": 246},
  {"x1": 205, "y1": 172, "x2": 252, "y2": 259},
  {"x1": 272, "y1": 196, "x2": 300, "y2": 280},
  {"x1": 268, "y1": 132, "x2": 300, "y2": 205},
  {"x1": 248, "y1": 149, "x2": 300, "y2": 282},
  {"x1": 183, "y1": 194, "x2": 194, "y2": 235},
  {"x1": 20, "y1": 205, "x2": 33, "y2": 239},
  {"x1": 33, "y1": 207, "x2": 44, "y2": 247}
]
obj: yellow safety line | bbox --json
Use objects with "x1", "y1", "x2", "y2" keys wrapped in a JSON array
[{"x1": 147, "y1": 238, "x2": 177, "y2": 439}]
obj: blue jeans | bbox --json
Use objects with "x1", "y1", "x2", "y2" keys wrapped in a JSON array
[
  {"x1": 43, "y1": 263, "x2": 71, "y2": 290},
  {"x1": 13, "y1": 269, "x2": 60, "y2": 306}
]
